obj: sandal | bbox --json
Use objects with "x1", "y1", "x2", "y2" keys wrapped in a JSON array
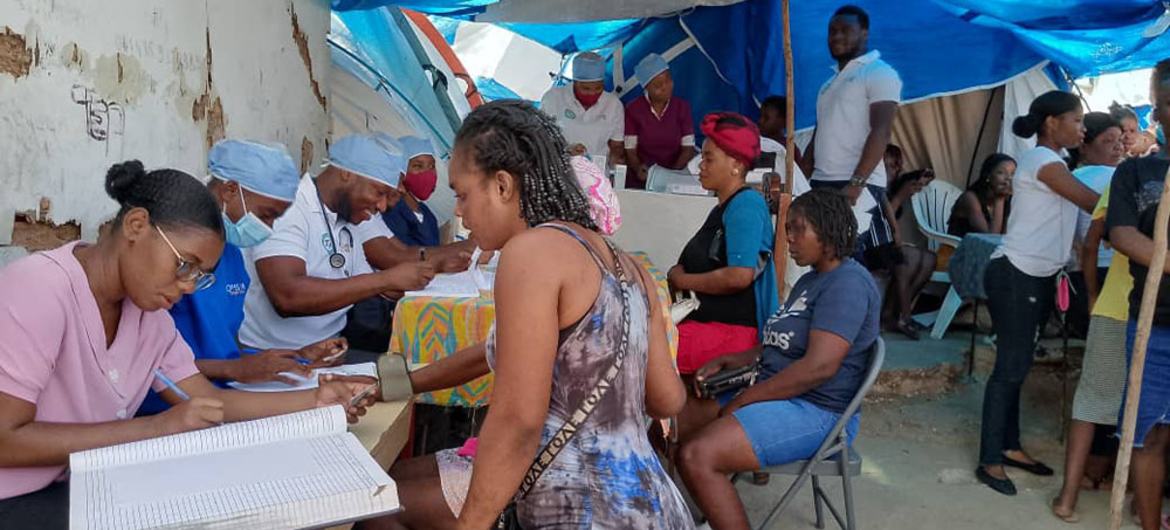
[{"x1": 1050, "y1": 498, "x2": 1080, "y2": 524}]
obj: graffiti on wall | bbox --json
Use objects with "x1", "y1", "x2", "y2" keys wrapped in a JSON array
[{"x1": 70, "y1": 84, "x2": 124, "y2": 153}]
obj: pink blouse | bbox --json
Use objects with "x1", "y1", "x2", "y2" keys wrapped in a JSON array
[{"x1": 0, "y1": 242, "x2": 199, "y2": 499}]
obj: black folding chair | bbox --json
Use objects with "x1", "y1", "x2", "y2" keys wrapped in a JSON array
[{"x1": 738, "y1": 338, "x2": 886, "y2": 530}]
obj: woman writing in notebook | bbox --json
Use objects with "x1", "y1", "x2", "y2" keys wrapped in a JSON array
[{"x1": 0, "y1": 161, "x2": 373, "y2": 528}]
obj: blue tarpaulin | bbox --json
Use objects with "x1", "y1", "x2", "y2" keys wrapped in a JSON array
[{"x1": 332, "y1": 0, "x2": 1170, "y2": 130}]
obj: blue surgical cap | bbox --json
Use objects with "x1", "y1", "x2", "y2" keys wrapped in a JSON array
[
  {"x1": 208, "y1": 140, "x2": 300, "y2": 202},
  {"x1": 571, "y1": 52, "x2": 606, "y2": 82},
  {"x1": 635, "y1": 53, "x2": 670, "y2": 89},
  {"x1": 327, "y1": 134, "x2": 405, "y2": 188},
  {"x1": 398, "y1": 136, "x2": 436, "y2": 163}
]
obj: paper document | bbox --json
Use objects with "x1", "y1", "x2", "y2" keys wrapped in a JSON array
[
  {"x1": 405, "y1": 269, "x2": 492, "y2": 298},
  {"x1": 69, "y1": 406, "x2": 399, "y2": 530},
  {"x1": 227, "y1": 362, "x2": 378, "y2": 393}
]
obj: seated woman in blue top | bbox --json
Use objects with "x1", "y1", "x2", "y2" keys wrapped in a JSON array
[
  {"x1": 139, "y1": 140, "x2": 345, "y2": 415},
  {"x1": 676, "y1": 189, "x2": 881, "y2": 530},
  {"x1": 383, "y1": 136, "x2": 442, "y2": 247},
  {"x1": 669, "y1": 112, "x2": 779, "y2": 377}
]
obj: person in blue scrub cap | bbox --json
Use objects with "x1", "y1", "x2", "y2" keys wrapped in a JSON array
[
  {"x1": 138, "y1": 139, "x2": 347, "y2": 415},
  {"x1": 381, "y1": 136, "x2": 441, "y2": 248},
  {"x1": 361, "y1": 135, "x2": 479, "y2": 274}
]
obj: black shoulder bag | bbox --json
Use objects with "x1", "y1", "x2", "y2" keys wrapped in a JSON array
[{"x1": 496, "y1": 238, "x2": 634, "y2": 529}]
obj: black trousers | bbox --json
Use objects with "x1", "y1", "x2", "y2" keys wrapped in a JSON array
[
  {"x1": 0, "y1": 481, "x2": 67, "y2": 530},
  {"x1": 980, "y1": 257, "x2": 1055, "y2": 465}
]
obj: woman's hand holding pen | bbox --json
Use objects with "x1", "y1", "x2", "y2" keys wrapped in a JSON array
[{"x1": 154, "y1": 397, "x2": 224, "y2": 435}]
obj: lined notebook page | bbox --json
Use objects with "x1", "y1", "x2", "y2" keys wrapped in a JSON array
[
  {"x1": 71, "y1": 406, "x2": 346, "y2": 472},
  {"x1": 70, "y1": 432, "x2": 398, "y2": 530}
]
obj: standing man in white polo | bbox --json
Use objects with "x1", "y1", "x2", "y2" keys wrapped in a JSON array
[
  {"x1": 240, "y1": 134, "x2": 434, "y2": 359},
  {"x1": 540, "y1": 51, "x2": 626, "y2": 166},
  {"x1": 802, "y1": 5, "x2": 901, "y2": 255}
]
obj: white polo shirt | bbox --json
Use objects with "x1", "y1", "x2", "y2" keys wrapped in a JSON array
[
  {"x1": 239, "y1": 175, "x2": 384, "y2": 349},
  {"x1": 811, "y1": 50, "x2": 902, "y2": 188},
  {"x1": 540, "y1": 85, "x2": 624, "y2": 160}
]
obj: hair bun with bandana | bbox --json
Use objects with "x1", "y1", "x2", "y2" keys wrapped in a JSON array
[{"x1": 700, "y1": 112, "x2": 761, "y2": 168}]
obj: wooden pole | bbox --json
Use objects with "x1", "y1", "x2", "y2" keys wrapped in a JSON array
[
  {"x1": 1108, "y1": 163, "x2": 1170, "y2": 530},
  {"x1": 774, "y1": 0, "x2": 795, "y2": 301}
]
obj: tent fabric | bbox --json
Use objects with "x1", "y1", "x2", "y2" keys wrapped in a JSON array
[
  {"x1": 932, "y1": 0, "x2": 1170, "y2": 77},
  {"x1": 891, "y1": 86, "x2": 1005, "y2": 191},
  {"x1": 329, "y1": 10, "x2": 463, "y2": 222},
  {"x1": 334, "y1": 1, "x2": 1170, "y2": 132}
]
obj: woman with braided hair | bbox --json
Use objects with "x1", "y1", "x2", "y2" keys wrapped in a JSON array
[
  {"x1": 359, "y1": 100, "x2": 690, "y2": 530},
  {"x1": 674, "y1": 188, "x2": 880, "y2": 530}
]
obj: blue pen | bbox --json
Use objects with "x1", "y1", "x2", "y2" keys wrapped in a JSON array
[{"x1": 153, "y1": 369, "x2": 191, "y2": 401}]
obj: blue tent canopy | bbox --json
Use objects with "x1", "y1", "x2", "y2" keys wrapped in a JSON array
[{"x1": 332, "y1": 0, "x2": 1170, "y2": 130}]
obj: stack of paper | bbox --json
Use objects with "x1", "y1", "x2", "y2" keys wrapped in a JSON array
[
  {"x1": 405, "y1": 269, "x2": 491, "y2": 298},
  {"x1": 69, "y1": 406, "x2": 399, "y2": 530}
]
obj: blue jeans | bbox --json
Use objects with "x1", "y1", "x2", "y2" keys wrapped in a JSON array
[
  {"x1": 980, "y1": 257, "x2": 1055, "y2": 465},
  {"x1": 1123, "y1": 321, "x2": 1170, "y2": 447},
  {"x1": 728, "y1": 397, "x2": 860, "y2": 467}
]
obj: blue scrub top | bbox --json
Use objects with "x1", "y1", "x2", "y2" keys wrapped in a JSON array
[
  {"x1": 382, "y1": 199, "x2": 440, "y2": 248},
  {"x1": 137, "y1": 243, "x2": 250, "y2": 415}
]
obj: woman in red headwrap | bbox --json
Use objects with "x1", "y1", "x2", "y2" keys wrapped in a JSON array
[{"x1": 668, "y1": 112, "x2": 779, "y2": 386}]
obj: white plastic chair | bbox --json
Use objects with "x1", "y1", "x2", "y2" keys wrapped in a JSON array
[{"x1": 910, "y1": 180, "x2": 964, "y2": 339}]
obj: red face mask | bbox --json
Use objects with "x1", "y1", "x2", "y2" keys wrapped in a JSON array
[
  {"x1": 403, "y1": 169, "x2": 438, "y2": 201},
  {"x1": 574, "y1": 89, "x2": 602, "y2": 109}
]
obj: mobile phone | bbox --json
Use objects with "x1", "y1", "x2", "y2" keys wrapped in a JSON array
[{"x1": 349, "y1": 384, "x2": 377, "y2": 408}]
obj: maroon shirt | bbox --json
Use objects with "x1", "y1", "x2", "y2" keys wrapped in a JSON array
[{"x1": 624, "y1": 96, "x2": 694, "y2": 188}]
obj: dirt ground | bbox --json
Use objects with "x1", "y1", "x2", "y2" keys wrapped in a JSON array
[{"x1": 731, "y1": 337, "x2": 1148, "y2": 530}]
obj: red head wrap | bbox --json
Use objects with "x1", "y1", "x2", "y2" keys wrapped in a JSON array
[{"x1": 700, "y1": 112, "x2": 761, "y2": 168}]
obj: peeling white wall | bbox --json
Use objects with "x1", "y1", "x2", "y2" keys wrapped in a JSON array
[{"x1": 0, "y1": 0, "x2": 331, "y2": 242}]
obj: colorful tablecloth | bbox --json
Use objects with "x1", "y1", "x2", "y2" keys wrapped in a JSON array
[{"x1": 390, "y1": 252, "x2": 676, "y2": 407}]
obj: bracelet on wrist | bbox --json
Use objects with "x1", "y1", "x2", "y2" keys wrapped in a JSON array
[{"x1": 848, "y1": 175, "x2": 868, "y2": 187}]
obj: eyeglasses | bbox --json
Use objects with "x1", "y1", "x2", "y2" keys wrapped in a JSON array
[{"x1": 155, "y1": 226, "x2": 216, "y2": 291}]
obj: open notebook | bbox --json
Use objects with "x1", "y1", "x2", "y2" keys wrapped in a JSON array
[{"x1": 69, "y1": 406, "x2": 399, "y2": 530}]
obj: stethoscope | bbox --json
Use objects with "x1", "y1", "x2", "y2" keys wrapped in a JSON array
[{"x1": 314, "y1": 179, "x2": 350, "y2": 269}]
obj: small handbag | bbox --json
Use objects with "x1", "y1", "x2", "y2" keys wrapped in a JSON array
[
  {"x1": 496, "y1": 237, "x2": 634, "y2": 530},
  {"x1": 696, "y1": 362, "x2": 759, "y2": 400}
]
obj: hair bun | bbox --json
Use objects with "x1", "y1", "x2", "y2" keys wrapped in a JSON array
[
  {"x1": 105, "y1": 160, "x2": 146, "y2": 203},
  {"x1": 1012, "y1": 114, "x2": 1042, "y2": 139}
]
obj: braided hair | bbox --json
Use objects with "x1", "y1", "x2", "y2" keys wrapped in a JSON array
[
  {"x1": 455, "y1": 100, "x2": 597, "y2": 230},
  {"x1": 105, "y1": 160, "x2": 223, "y2": 237},
  {"x1": 789, "y1": 188, "x2": 856, "y2": 260}
]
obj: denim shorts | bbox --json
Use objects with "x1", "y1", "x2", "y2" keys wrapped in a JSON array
[
  {"x1": 722, "y1": 395, "x2": 860, "y2": 467},
  {"x1": 1123, "y1": 321, "x2": 1170, "y2": 447}
]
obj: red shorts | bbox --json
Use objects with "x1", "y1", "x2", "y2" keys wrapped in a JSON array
[{"x1": 676, "y1": 320, "x2": 759, "y2": 374}]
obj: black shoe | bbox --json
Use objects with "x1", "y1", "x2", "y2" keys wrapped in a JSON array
[
  {"x1": 1003, "y1": 455, "x2": 1054, "y2": 476},
  {"x1": 976, "y1": 467, "x2": 1017, "y2": 496},
  {"x1": 896, "y1": 319, "x2": 921, "y2": 341}
]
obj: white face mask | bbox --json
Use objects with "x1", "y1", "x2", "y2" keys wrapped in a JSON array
[{"x1": 222, "y1": 186, "x2": 273, "y2": 248}]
